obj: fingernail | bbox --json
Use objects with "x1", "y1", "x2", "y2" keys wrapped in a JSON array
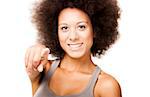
[
  {"x1": 37, "y1": 64, "x2": 43, "y2": 72},
  {"x1": 41, "y1": 48, "x2": 50, "y2": 56}
]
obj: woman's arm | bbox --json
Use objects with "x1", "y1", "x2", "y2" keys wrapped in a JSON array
[{"x1": 25, "y1": 44, "x2": 50, "y2": 95}]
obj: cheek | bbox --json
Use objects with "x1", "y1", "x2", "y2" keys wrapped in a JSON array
[
  {"x1": 58, "y1": 32, "x2": 68, "y2": 46},
  {"x1": 80, "y1": 33, "x2": 93, "y2": 49},
  {"x1": 82, "y1": 30, "x2": 93, "y2": 42},
  {"x1": 58, "y1": 32, "x2": 64, "y2": 41},
  {"x1": 58, "y1": 34, "x2": 64, "y2": 49},
  {"x1": 85, "y1": 31, "x2": 94, "y2": 47},
  {"x1": 87, "y1": 36, "x2": 93, "y2": 47},
  {"x1": 58, "y1": 32, "x2": 64, "y2": 47}
]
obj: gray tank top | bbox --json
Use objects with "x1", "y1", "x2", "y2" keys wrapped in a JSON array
[{"x1": 34, "y1": 60, "x2": 101, "y2": 97}]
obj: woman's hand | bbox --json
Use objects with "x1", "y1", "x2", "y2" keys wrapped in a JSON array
[{"x1": 25, "y1": 44, "x2": 50, "y2": 81}]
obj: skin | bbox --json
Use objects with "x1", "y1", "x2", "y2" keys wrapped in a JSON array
[{"x1": 25, "y1": 8, "x2": 121, "y2": 97}]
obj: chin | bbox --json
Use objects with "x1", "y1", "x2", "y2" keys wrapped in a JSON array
[{"x1": 67, "y1": 51, "x2": 86, "y2": 59}]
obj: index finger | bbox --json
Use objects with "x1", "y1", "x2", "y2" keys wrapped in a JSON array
[{"x1": 37, "y1": 48, "x2": 50, "y2": 72}]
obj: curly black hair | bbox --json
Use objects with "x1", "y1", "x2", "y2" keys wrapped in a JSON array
[{"x1": 32, "y1": 0, "x2": 120, "y2": 58}]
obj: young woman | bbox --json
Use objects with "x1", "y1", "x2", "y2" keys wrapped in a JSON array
[{"x1": 25, "y1": 0, "x2": 121, "y2": 97}]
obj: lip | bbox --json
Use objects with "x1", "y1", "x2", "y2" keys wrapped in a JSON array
[{"x1": 67, "y1": 43, "x2": 83, "y2": 50}]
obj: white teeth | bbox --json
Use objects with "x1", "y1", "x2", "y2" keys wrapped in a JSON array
[{"x1": 68, "y1": 43, "x2": 82, "y2": 48}]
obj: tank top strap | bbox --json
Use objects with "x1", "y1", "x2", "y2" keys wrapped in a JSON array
[
  {"x1": 86, "y1": 66, "x2": 101, "y2": 95},
  {"x1": 45, "y1": 59, "x2": 60, "y2": 79}
]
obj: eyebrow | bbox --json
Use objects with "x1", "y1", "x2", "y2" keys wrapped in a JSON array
[
  {"x1": 58, "y1": 23, "x2": 68, "y2": 26},
  {"x1": 58, "y1": 21, "x2": 89, "y2": 26},
  {"x1": 77, "y1": 21, "x2": 88, "y2": 24}
]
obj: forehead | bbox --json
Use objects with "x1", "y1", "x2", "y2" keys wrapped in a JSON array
[{"x1": 58, "y1": 8, "x2": 91, "y2": 24}]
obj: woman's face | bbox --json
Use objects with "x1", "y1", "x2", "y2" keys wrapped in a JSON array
[{"x1": 58, "y1": 8, "x2": 94, "y2": 59}]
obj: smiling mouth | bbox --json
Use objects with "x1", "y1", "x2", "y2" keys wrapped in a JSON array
[{"x1": 68, "y1": 43, "x2": 83, "y2": 49}]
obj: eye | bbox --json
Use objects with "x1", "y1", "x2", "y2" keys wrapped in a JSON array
[
  {"x1": 61, "y1": 26, "x2": 69, "y2": 32},
  {"x1": 78, "y1": 25, "x2": 86, "y2": 31}
]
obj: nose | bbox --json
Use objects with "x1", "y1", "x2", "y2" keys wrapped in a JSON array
[{"x1": 69, "y1": 30, "x2": 79, "y2": 41}]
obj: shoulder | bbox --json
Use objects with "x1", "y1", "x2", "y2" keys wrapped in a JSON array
[{"x1": 94, "y1": 70, "x2": 122, "y2": 97}]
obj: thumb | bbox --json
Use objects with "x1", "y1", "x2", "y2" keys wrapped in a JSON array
[
  {"x1": 37, "y1": 48, "x2": 50, "y2": 72},
  {"x1": 41, "y1": 48, "x2": 50, "y2": 59}
]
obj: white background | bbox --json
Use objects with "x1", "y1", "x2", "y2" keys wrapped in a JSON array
[{"x1": 0, "y1": 0, "x2": 150, "y2": 97}]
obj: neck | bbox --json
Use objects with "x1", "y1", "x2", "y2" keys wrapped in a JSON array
[{"x1": 59, "y1": 54, "x2": 95, "y2": 73}]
